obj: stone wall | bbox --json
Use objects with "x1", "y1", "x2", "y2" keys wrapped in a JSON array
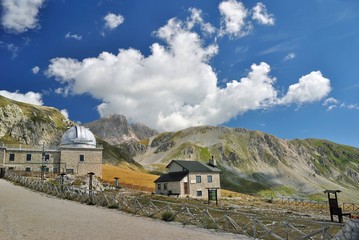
[
  {"x1": 0, "y1": 145, "x2": 102, "y2": 177},
  {"x1": 332, "y1": 217, "x2": 359, "y2": 240},
  {"x1": 188, "y1": 172, "x2": 220, "y2": 199},
  {"x1": 60, "y1": 147, "x2": 102, "y2": 177},
  {"x1": 1, "y1": 147, "x2": 61, "y2": 172}
]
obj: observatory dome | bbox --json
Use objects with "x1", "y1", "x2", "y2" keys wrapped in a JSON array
[{"x1": 60, "y1": 126, "x2": 96, "y2": 148}]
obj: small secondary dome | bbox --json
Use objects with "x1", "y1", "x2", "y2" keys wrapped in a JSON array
[{"x1": 60, "y1": 126, "x2": 96, "y2": 148}]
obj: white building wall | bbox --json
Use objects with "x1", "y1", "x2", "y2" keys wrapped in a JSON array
[
  {"x1": 155, "y1": 181, "x2": 181, "y2": 195},
  {"x1": 167, "y1": 162, "x2": 185, "y2": 172}
]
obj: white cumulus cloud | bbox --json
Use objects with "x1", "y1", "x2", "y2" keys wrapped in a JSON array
[
  {"x1": 280, "y1": 71, "x2": 331, "y2": 105},
  {"x1": 32, "y1": 66, "x2": 40, "y2": 74},
  {"x1": 104, "y1": 13, "x2": 124, "y2": 30},
  {"x1": 252, "y1": 2, "x2": 275, "y2": 25},
  {"x1": 1, "y1": 0, "x2": 45, "y2": 33},
  {"x1": 46, "y1": 9, "x2": 331, "y2": 132},
  {"x1": 219, "y1": 0, "x2": 252, "y2": 37},
  {"x1": 0, "y1": 90, "x2": 43, "y2": 105},
  {"x1": 187, "y1": 8, "x2": 216, "y2": 35}
]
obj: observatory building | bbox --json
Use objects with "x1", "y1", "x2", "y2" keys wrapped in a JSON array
[{"x1": 0, "y1": 126, "x2": 102, "y2": 177}]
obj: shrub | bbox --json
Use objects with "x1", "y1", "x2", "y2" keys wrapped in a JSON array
[{"x1": 161, "y1": 211, "x2": 175, "y2": 222}]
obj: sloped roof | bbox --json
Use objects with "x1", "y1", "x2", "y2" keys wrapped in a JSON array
[
  {"x1": 154, "y1": 171, "x2": 188, "y2": 183},
  {"x1": 167, "y1": 160, "x2": 221, "y2": 173}
]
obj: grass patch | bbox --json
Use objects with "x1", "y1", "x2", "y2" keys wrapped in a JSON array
[
  {"x1": 102, "y1": 164, "x2": 159, "y2": 191},
  {"x1": 138, "y1": 138, "x2": 150, "y2": 145}
]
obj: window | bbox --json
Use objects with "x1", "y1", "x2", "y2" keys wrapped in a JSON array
[
  {"x1": 9, "y1": 153, "x2": 15, "y2": 161},
  {"x1": 25, "y1": 167, "x2": 31, "y2": 172},
  {"x1": 207, "y1": 175, "x2": 213, "y2": 183},
  {"x1": 45, "y1": 154, "x2": 50, "y2": 161},
  {"x1": 196, "y1": 175, "x2": 201, "y2": 183},
  {"x1": 196, "y1": 191, "x2": 202, "y2": 197},
  {"x1": 163, "y1": 183, "x2": 167, "y2": 190},
  {"x1": 8, "y1": 167, "x2": 14, "y2": 170},
  {"x1": 44, "y1": 167, "x2": 49, "y2": 173},
  {"x1": 26, "y1": 154, "x2": 32, "y2": 161},
  {"x1": 79, "y1": 155, "x2": 85, "y2": 162},
  {"x1": 53, "y1": 168, "x2": 59, "y2": 173},
  {"x1": 66, "y1": 168, "x2": 74, "y2": 174},
  {"x1": 157, "y1": 183, "x2": 161, "y2": 190}
]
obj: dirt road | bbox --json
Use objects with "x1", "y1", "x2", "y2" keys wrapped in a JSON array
[{"x1": 0, "y1": 179, "x2": 249, "y2": 240}]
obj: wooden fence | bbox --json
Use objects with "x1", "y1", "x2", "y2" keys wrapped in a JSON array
[
  {"x1": 4, "y1": 172, "x2": 343, "y2": 240},
  {"x1": 274, "y1": 198, "x2": 359, "y2": 212}
]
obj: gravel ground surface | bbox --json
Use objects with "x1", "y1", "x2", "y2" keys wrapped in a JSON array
[{"x1": 0, "y1": 179, "x2": 250, "y2": 240}]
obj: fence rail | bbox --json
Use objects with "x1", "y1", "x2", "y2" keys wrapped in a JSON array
[
  {"x1": 4, "y1": 172, "x2": 343, "y2": 240},
  {"x1": 274, "y1": 198, "x2": 359, "y2": 212}
]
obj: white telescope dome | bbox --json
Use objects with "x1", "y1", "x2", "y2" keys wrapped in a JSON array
[{"x1": 60, "y1": 126, "x2": 96, "y2": 148}]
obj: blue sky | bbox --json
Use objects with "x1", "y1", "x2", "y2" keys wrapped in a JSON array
[{"x1": 1, "y1": 0, "x2": 359, "y2": 147}]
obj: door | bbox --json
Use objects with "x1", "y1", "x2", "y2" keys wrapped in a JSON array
[{"x1": 183, "y1": 182, "x2": 189, "y2": 195}]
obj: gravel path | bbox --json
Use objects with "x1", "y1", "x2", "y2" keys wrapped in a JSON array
[{"x1": 0, "y1": 179, "x2": 249, "y2": 240}]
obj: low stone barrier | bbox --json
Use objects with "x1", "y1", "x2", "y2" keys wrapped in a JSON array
[{"x1": 332, "y1": 213, "x2": 359, "y2": 240}]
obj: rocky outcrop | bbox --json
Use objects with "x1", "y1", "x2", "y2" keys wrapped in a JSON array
[
  {"x1": 0, "y1": 103, "x2": 70, "y2": 146},
  {"x1": 116, "y1": 139, "x2": 148, "y2": 162},
  {"x1": 85, "y1": 114, "x2": 158, "y2": 145}
]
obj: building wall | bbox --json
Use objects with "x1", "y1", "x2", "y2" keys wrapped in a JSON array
[
  {"x1": 60, "y1": 148, "x2": 102, "y2": 177},
  {"x1": 167, "y1": 162, "x2": 185, "y2": 172},
  {"x1": 2, "y1": 148, "x2": 61, "y2": 172},
  {"x1": 188, "y1": 172, "x2": 221, "y2": 199},
  {"x1": 155, "y1": 181, "x2": 181, "y2": 195},
  {"x1": 0, "y1": 147, "x2": 5, "y2": 167},
  {"x1": 155, "y1": 173, "x2": 221, "y2": 199},
  {"x1": 0, "y1": 145, "x2": 102, "y2": 177}
]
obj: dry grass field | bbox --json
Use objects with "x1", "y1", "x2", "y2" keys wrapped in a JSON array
[{"x1": 102, "y1": 164, "x2": 159, "y2": 191}]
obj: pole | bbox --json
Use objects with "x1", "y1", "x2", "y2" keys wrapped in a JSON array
[
  {"x1": 41, "y1": 143, "x2": 45, "y2": 181},
  {"x1": 60, "y1": 173, "x2": 66, "y2": 192},
  {"x1": 88, "y1": 172, "x2": 95, "y2": 204},
  {"x1": 114, "y1": 177, "x2": 119, "y2": 188}
]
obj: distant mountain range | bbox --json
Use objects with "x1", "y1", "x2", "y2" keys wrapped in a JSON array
[{"x1": 1, "y1": 95, "x2": 358, "y2": 201}]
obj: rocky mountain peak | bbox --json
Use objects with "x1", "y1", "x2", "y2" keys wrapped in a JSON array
[{"x1": 85, "y1": 114, "x2": 158, "y2": 145}]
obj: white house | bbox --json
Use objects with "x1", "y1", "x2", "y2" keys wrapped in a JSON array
[{"x1": 154, "y1": 158, "x2": 221, "y2": 199}]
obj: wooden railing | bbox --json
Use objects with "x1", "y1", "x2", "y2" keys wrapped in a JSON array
[{"x1": 273, "y1": 198, "x2": 359, "y2": 212}]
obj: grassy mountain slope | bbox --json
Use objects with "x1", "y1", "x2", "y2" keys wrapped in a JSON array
[
  {"x1": 133, "y1": 126, "x2": 359, "y2": 202},
  {"x1": 0, "y1": 95, "x2": 72, "y2": 145}
]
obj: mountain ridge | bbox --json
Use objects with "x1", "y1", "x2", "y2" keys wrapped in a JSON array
[{"x1": 131, "y1": 125, "x2": 359, "y2": 201}]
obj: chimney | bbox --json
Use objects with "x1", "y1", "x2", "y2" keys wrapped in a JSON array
[{"x1": 209, "y1": 155, "x2": 216, "y2": 167}]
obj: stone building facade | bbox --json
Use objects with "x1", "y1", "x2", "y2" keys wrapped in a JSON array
[
  {"x1": 0, "y1": 126, "x2": 102, "y2": 177},
  {"x1": 154, "y1": 159, "x2": 221, "y2": 199}
]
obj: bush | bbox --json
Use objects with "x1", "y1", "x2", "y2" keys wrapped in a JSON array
[{"x1": 161, "y1": 211, "x2": 175, "y2": 222}]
